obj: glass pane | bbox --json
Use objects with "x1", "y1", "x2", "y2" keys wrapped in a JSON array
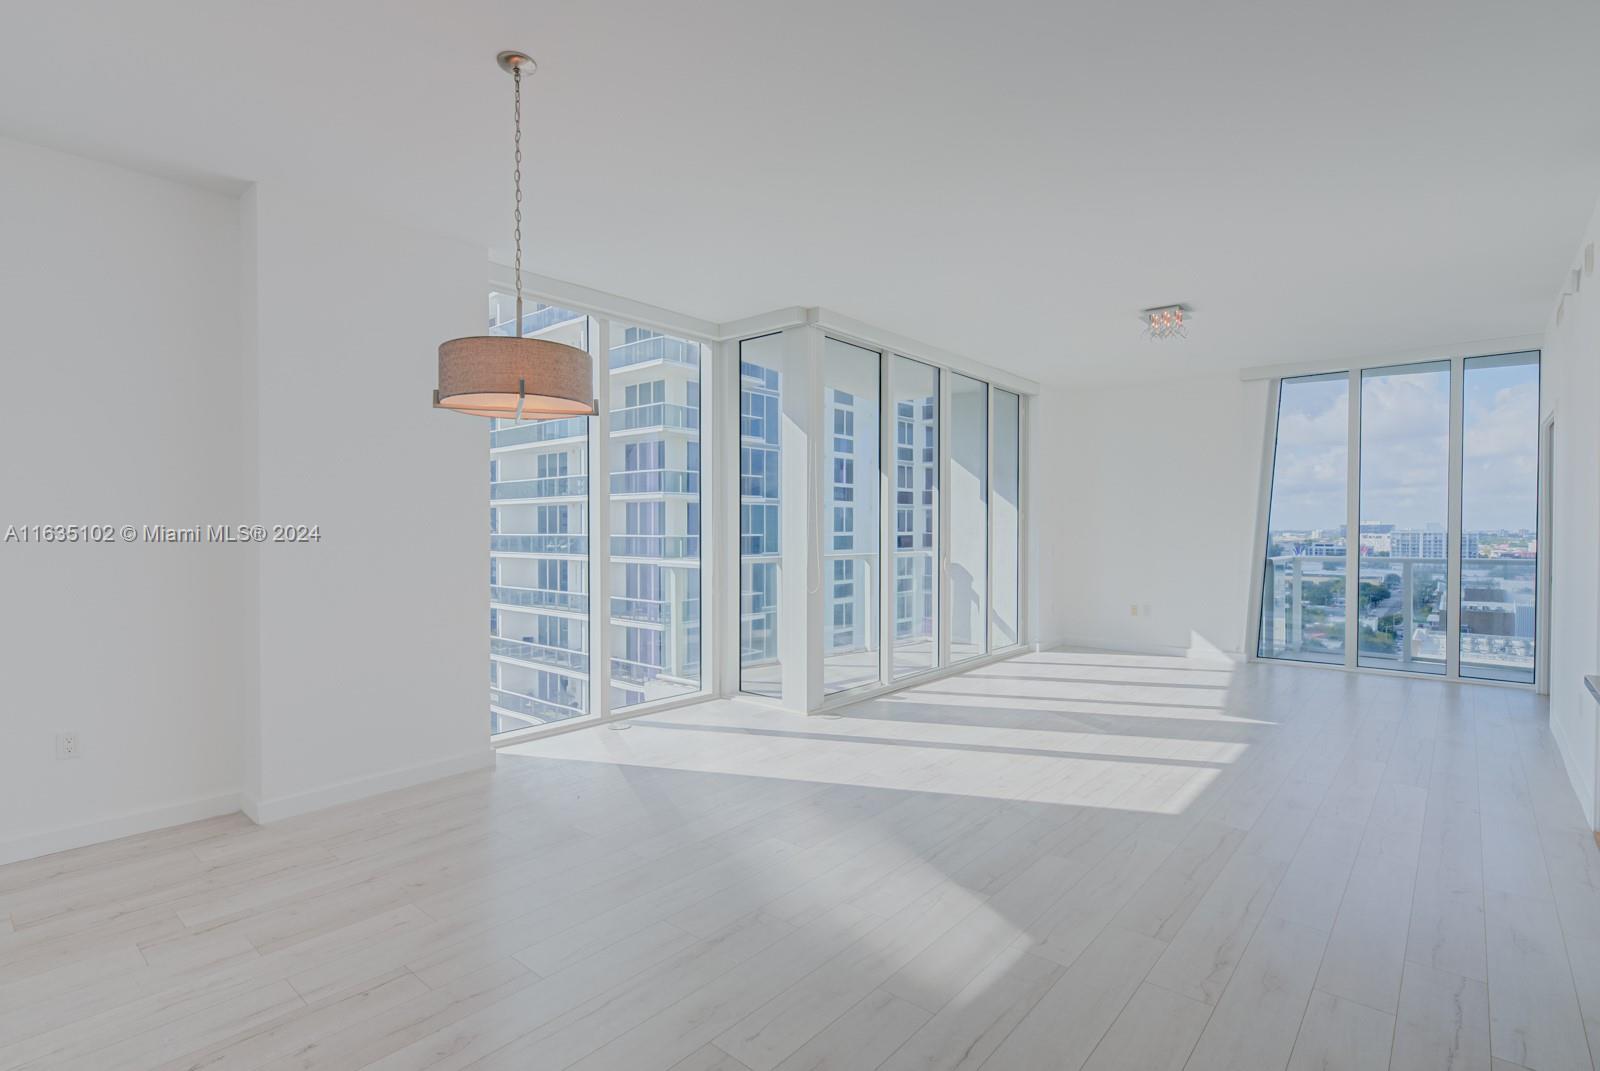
[
  {"x1": 892, "y1": 357, "x2": 938, "y2": 679},
  {"x1": 608, "y1": 323, "x2": 703, "y2": 709},
  {"x1": 739, "y1": 334, "x2": 783, "y2": 697},
  {"x1": 1358, "y1": 361, "x2": 1450, "y2": 674},
  {"x1": 487, "y1": 292, "x2": 592, "y2": 735},
  {"x1": 950, "y1": 373, "x2": 989, "y2": 663},
  {"x1": 1460, "y1": 352, "x2": 1539, "y2": 683},
  {"x1": 1258, "y1": 373, "x2": 1349, "y2": 664},
  {"x1": 991, "y1": 389, "x2": 1021, "y2": 650},
  {"x1": 822, "y1": 338, "x2": 882, "y2": 693}
]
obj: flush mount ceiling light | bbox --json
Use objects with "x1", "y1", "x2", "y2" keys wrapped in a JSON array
[
  {"x1": 434, "y1": 51, "x2": 596, "y2": 420},
  {"x1": 1141, "y1": 303, "x2": 1192, "y2": 341}
]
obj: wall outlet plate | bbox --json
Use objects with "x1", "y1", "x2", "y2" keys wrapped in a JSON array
[{"x1": 55, "y1": 732, "x2": 79, "y2": 760}]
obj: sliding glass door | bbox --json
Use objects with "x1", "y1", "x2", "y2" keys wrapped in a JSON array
[
  {"x1": 1257, "y1": 373, "x2": 1349, "y2": 664},
  {"x1": 1357, "y1": 362, "x2": 1450, "y2": 675},
  {"x1": 991, "y1": 389, "x2": 1021, "y2": 651},
  {"x1": 892, "y1": 357, "x2": 939, "y2": 679},
  {"x1": 608, "y1": 321, "x2": 703, "y2": 709},
  {"x1": 1460, "y1": 352, "x2": 1540, "y2": 682},
  {"x1": 738, "y1": 334, "x2": 783, "y2": 698},
  {"x1": 1257, "y1": 351, "x2": 1541, "y2": 684},
  {"x1": 487, "y1": 294, "x2": 593, "y2": 734},
  {"x1": 820, "y1": 338, "x2": 882, "y2": 694}
]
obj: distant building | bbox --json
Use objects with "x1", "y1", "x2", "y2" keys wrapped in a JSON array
[{"x1": 1389, "y1": 530, "x2": 1447, "y2": 559}]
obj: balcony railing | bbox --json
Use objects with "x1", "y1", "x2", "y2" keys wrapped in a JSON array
[
  {"x1": 492, "y1": 306, "x2": 586, "y2": 337},
  {"x1": 491, "y1": 533, "x2": 588, "y2": 555},
  {"x1": 609, "y1": 335, "x2": 700, "y2": 370},
  {"x1": 490, "y1": 636, "x2": 590, "y2": 673},
  {"x1": 1261, "y1": 553, "x2": 1535, "y2": 679},
  {"x1": 611, "y1": 596, "x2": 670, "y2": 624},
  {"x1": 609, "y1": 595, "x2": 701, "y2": 625},
  {"x1": 610, "y1": 534, "x2": 701, "y2": 559},
  {"x1": 610, "y1": 469, "x2": 699, "y2": 495},
  {"x1": 490, "y1": 585, "x2": 589, "y2": 614},
  {"x1": 610, "y1": 656, "x2": 662, "y2": 685},
  {"x1": 491, "y1": 419, "x2": 588, "y2": 448},
  {"x1": 490, "y1": 687, "x2": 586, "y2": 726},
  {"x1": 491, "y1": 475, "x2": 589, "y2": 500},
  {"x1": 609, "y1": 402, "x2": 699, "y2": 433}
]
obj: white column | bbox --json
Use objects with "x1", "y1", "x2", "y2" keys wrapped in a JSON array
[{"x1": 777, "y1": 324, "x2": 824, "y2": 712}]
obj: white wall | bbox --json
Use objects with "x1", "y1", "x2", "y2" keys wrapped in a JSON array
[
  {"x1": 1034, "y1": 374, "x2": 1269, "y2": 659},
  {"x1": 1542, "y1": 198, "x2": 1600, "y2": 828},
  {"x1": 0, "y1": 135, "x2": 246, "y2": 862},
  {"x1": 0, "y1": 139, "x2": 494, "y2": 861},
  {"x1": 243, "y1": 183, "x2": 491, "y2": 821}
]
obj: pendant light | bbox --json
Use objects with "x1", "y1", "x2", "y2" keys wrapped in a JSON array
[{"x1": 434, "y1": 51, "x2": 596, "y2": 420}]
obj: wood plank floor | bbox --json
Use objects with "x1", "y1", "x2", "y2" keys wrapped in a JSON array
[{"x1": 3, "y1": 648, "x2": 1598, "y2": 1070}]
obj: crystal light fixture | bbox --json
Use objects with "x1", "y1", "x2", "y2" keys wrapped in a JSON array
[
  {"x1": 434, "y1": 52, "x2": 596, "y2": 419},
  {"x1": 1141, "y1": 304, "x2": 1192, "y2": 341}
]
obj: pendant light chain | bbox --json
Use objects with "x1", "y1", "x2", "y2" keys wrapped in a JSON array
[{"x1": 512, "y1": 64, "x2": 524, "y2": 339}]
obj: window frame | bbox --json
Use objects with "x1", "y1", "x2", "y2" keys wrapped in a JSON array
[
  {"x1": 488, "y1": 270, "x2": 1038, "y2": 729},
  {"x1": 1249, "y1": 348, "x2": 1544, "y2": 689},
  {"x1": 487, "y1": 287, "x2": 720, "y2": 745}
]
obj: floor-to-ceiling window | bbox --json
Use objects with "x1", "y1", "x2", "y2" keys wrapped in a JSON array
[
  {"x1": 608, "y1": 322, "x2": 703, "y2": 710},
  {"x1": 891, "y1": 357, "x2": 939, "y2": 679},
  {"x1": 1256, "y1": 351, "x2": 1540, "y2": 684},
  {"x1": 739, "y1": 334, "x2": 783, "y2": 697},
  {"x1": 1460, "y1": 351, "x2": 1540, "y2": 682},
  {"x1": 487, "y1": 292, "x2": 593, "y2": 734},
  {"x1": 1258, "y1": 373, "x2": 1350, "y2": 664},
  {"x1": 949, "y1": 373, "x2": 989, "y2": 663},
  {"x1": 821, "y1": 338, "x2": 881, "y2": 693},
  {"x1": 1358, "y1": 362, "x2": 1450, "y2": 674},
  {"x1": 991, "y1": 388, "x2": 1021, "y2": 651}
]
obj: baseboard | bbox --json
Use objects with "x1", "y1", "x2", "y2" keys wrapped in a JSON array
[
  {"x1": 239, "y1": 748, "x2": 494, "y2": 825},
  {"x1": 1550, "y1": 709, "x2": 1597, "y2": 831},
  {"x1": 0, "y1": 792, "x2": 242, "y2": 867}
]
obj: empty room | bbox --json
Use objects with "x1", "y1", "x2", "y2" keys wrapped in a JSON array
[{"x1": 5, "y1": 2, "x2": 1600, "y2": 1069}]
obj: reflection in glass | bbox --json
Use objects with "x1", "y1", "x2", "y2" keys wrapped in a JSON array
[
  {"x1": 1358, "y1": 362, "x2": 1450, "y2": 674},
  {"x1": 1460, "y1": 352, "x2": 1539, "y2": 683},
  {"x1": 950, "y1": 373, "x2": 989, "y2": 663},
  {"x1": 992, "y1": 390, "x2": 1021, "y2": 650},
  {"x1": 892, "y1": 358, "x2": 939, "y2": 678},
  {"x1": 1258, "y1": 373, "x2": 1349, "y2": 664},
  {"x1": 608, "y1": 322, "x2": 703, "y2": 710},
  {"x1": 487, "y1": 292, "x2": 593, "y2": 734},
  {"x1": 822, "y1": 339, "x2": 882, "y2": 693},
  {"x1": 739, "y1": 334, "x2": 783, "y2": 697}
]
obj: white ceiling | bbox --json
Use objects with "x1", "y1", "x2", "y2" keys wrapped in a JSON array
[{"x1": 3, "y1": 0, "x2": 1597, "y2": 384}]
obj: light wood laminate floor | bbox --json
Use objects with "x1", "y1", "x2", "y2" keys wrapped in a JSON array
[{"x1": 3, "y1": 648, "x2": 1598, "y2": 1071}]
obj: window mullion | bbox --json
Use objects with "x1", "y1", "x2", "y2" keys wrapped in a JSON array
[
  {"x1": 1446, "y1": 356, "x2": 1464, "y2": 679},
  {"x1": 879, "y1": 355, "x2": 895, "y2": 687},
  {"x1": 1345, "y1": 369, "x2": 1361, "y2": 667},
  {"x1": 590, "y1": 316, "x2": 614, "y2": 721}
]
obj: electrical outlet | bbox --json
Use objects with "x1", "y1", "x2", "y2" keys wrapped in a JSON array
[
  {"x1": 1143, "y1": 604, "x2": 1153, "y2": 617},
  {"x1": 55, "y1": 733, "x2": 79, "y2": 760},
  {"x1": 1129, "y1": 604, "x2": 1138, "y2": 616}
]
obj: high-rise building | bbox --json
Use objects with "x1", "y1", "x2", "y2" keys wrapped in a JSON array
[
  {"x1": 739, "y1": 358, "x2": 781, "y2": 693},
  {"x1": 488, "y1": 296, "x2": 703, "y2": 734}
]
